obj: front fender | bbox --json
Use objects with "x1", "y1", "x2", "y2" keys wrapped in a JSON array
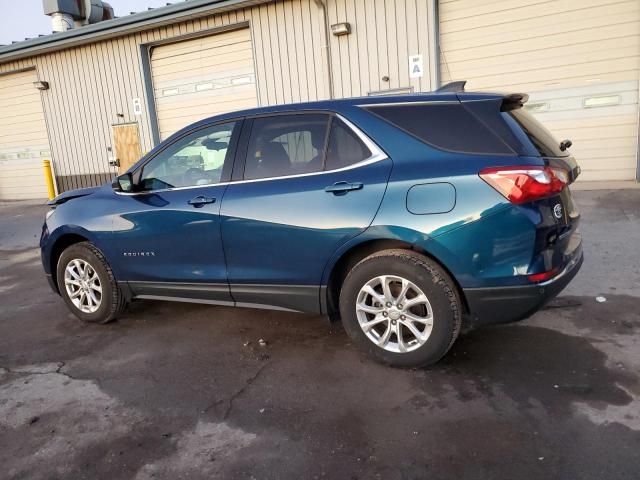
[{"x1": 41, "y1": 224, "x2": 112, "y2": 275}]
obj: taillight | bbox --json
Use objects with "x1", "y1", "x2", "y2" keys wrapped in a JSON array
[{"x1": 479, "y1": 166, "x2": 568, "y2": 204}]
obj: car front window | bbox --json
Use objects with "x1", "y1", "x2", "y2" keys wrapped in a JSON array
[{"x1": 140, "y1": 121, "x2": 238, "y2": 191}]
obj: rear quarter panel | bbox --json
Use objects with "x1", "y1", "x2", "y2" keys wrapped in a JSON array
[{"x1": 331, "y1": 105, "x2": 547, "y2": 289}]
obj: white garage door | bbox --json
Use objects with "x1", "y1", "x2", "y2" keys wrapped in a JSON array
[
  {"x1": 439, "y1": 0, "x2": 640, "y2": 182},
  {"x1": 151, "y1": 28, "x2": 258, "y2": 140},
  {"x1": 0, "y1": 69, "x2": 52, "y2": 200}
]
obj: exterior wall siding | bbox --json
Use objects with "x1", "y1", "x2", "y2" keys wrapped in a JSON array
[
  {"x1": 326, "y1": 0, "x2": 436, "y2": 97},
  {"x1": 0, "y1": 0, "x2": 436, "y2": 194},
  {"x1": 439, "y1": 0, "x2": 640, "y2": 182}
]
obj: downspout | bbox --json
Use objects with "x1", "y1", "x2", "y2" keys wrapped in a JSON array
[
  {"x1": 636, "y1": 76, "x2": 640, "y2": 182},
  {"x1": 313, "y1": 0, "x2": 334, "y2": 99},
  {"x1": 431, "y1": 0, "x2": 441, "y2": 90}
]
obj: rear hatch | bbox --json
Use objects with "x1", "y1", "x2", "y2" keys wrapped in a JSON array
[{"x1": 464, "y1": 93, "x2": 583, "y2": 281}]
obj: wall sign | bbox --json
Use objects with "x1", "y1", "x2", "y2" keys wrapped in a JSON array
[
  {"x1": 409, "y1": 54, "x2": 424, "y2": 79},
  {"x1": 132, "y1": 98, "x2": 143, "y2": 116}
]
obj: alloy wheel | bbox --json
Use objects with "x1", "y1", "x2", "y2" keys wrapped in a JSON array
[
  {"x1": 64, "y1": 259, "x2": 102, "y2": 313},
  {"x1": 355, "y1": 275, "x2": 434, "y2": 353}
]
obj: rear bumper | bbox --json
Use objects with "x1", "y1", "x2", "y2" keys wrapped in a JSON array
[{"x1": 463, "y1": 248, "x2": 583, "y2": 328}]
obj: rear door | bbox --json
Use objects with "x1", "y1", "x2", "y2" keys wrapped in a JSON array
[{"x1": 220, "y1": 112, "x2": 392, "y2": 312}]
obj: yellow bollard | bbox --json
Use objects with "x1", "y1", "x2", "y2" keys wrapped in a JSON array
[{"x1": 42, "y1": 159, "x2": 56, "y2": 200}]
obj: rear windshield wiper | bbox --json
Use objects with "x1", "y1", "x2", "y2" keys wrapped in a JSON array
[{"x1": 559, "y1": 139, "x2": 572, "y2": 151}]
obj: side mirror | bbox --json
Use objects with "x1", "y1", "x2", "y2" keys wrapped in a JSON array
[{"x1": 112, "y1": 172, "x2": 134, "y2": 193}]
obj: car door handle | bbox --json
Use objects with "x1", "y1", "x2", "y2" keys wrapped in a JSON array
[
  {"x1": 324, "y1": 181, "x2": 363, "y2": 195},
  {"x1": 188, "y1": 196, "x2": 216, "y2": 207}
]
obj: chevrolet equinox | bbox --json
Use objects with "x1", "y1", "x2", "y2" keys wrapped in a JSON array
[{"x1": 41, "y1": 82, "x2": 583, "y2": 367}]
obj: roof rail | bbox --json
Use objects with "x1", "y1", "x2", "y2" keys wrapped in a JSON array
[{"x1": 436, "y1": 81, "x2": 467, "y2": 93}]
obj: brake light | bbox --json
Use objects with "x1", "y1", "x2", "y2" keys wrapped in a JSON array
[{"x1": 479, "y1": 166, "x2": 568, "y2": 204}]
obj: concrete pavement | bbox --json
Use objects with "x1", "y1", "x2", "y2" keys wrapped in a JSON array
[{"x1": 0, "y1": 190, "x2": 638, "y2": 479}]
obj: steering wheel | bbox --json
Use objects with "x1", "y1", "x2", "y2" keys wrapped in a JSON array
[{"x1": 183, "y1": 168, "x2": 212, "y2": 186}]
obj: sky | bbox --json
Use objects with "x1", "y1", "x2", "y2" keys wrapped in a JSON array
[{"x1": 0, "y1": 0, "x2": 176, "y2": 45}]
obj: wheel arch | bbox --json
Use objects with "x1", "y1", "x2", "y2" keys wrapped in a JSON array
[
  {"x1": 48, "y1": 233, "x2": 91, "y2": 293},
  {"x1": 323, "y1": 237, "x2": 469, "y2": 319}
]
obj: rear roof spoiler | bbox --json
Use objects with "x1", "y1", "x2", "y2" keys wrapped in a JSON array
[
  {"x1": 436, "y1": 80, "x2": 466, "y2": 93},
  {"x1": 501, "y1": 93, "x2": 529, "y2": 111},
  {"x1": 436, "y1": 82, "x2": 528, "y2": 111}
]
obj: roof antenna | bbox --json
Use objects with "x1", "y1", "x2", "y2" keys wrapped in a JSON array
[{"x1": 436, "y1": 81, "x2": 467, "y2": 93}]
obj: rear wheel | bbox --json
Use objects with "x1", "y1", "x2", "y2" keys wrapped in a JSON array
[
  {"x1": 339, "y1": 249, "x2": 462, "y2": 367},
  {"x1": 56, "y1": 242, "x2": 126, "y2": 323}
]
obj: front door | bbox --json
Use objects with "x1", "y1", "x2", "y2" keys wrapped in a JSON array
[
  {"x1": 220, "y1": 113, "x2": 392, "y2": 312},
  {"x1": 112, "y1": 120, "x2": 241, "y2": 304}
]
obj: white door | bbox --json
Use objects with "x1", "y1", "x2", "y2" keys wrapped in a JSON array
[
  {"x1": 0, "y1": 69, "x2": 52, "y2": 200},
  {"x1": 439, "y1": 0, "x2": 640, "y2": 181},
  {"x1": 151, "y1": 28, "x2": 258, "y2": 140}
]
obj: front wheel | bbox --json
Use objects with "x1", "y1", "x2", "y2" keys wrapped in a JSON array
[
  {"x1": 56, "y1": 242, "x2": 126, "y2": 323},
  {"x1": 339, "y1": 249, "x2": 462, "y2": 367}
]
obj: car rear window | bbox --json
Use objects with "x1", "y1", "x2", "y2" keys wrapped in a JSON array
[
  {"x1": 243, "y1": 114, "x2": 330, "y2": 180},
  {"x1": 502, "y1": 108, "x2": 568, "y2": 157},
  {"x1": 364, "y1": 103, "x2": 514, "y2": 155}
]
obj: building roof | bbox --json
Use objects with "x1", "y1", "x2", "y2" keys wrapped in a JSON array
[{"x1": 0, "y1": 0, "x2": 267, "y2": 64}]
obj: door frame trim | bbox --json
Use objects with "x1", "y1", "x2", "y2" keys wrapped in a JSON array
[
  {"x1": 114, "y1": 118, "x2": 244, "y2": 195},
  {"x1": 114, "y1": 113, "x2": 389, "y2": 196},
  {"x1": 231, "y1": 112, "x2": 388, "y2": 183}
]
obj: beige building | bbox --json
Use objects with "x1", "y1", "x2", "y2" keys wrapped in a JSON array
[{"x1": 0, "y1": 0, "x2": 638, "y2": 199}]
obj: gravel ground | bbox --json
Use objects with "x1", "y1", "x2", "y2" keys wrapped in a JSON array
[{"x1": 0, "y1": 189, "x2": 638, "y2": 480}]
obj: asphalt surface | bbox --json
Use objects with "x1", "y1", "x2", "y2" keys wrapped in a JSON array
[{"x1": 0, "y1": 190, "x2": 639, "y2": 480}]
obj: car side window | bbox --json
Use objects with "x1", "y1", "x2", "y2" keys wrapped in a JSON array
[
  {"x1": 140, "y1": 121, "x2": 238, "y2": 191},
  {"x1": 365, "y1": 104, "x2": 513, "y2": 155},
  {"x1": 243, "y1": 114, "x2": 330, "y2": 180},
  {"x1": 325, "y1": 118, "x2": 371, "y2": 170}
]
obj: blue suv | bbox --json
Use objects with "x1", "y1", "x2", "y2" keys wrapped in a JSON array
[{"x1": 41, "y1": 83, "x2": 583, "y2": 367}]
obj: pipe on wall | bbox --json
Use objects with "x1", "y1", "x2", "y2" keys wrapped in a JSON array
[
  {"x1": 636, "y1": 76, "x2": 640, "y2": 182},
  {"x1": 312, "y1": 0, "x2": 334, "y2": 99},
  {"x1": 431, "y1": 0, "x2": 441, "y2": 90}
]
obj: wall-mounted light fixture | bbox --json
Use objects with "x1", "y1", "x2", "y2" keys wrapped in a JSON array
[
  {"x1": 331, "y1": 22, "x2": 351, "y2": 36},
  {"x1": 33, "y1": 81, "x2": 50, "y2": 91}
]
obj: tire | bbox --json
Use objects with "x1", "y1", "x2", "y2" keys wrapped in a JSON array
[
  {"x1": 339, "y1": 249, "x2": 462, "y2": 368},
  {"x1": 56, "y1": 242, "x2": 126, "y2": 324}
]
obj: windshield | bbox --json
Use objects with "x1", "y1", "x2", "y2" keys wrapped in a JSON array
[{"x1": 503, "y1": 108, "x2": 568, "y2": 157}]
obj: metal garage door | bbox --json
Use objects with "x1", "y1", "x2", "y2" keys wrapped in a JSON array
[
  {"x1": 0, "y1": 69, "x2": 51, "y2": 200},
  {"x1": 150, "y1": 28, "x2": 258, "y2": 140},
  {"x1": 439, "y1": 0, "x2": 640, "y2": 182}
]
